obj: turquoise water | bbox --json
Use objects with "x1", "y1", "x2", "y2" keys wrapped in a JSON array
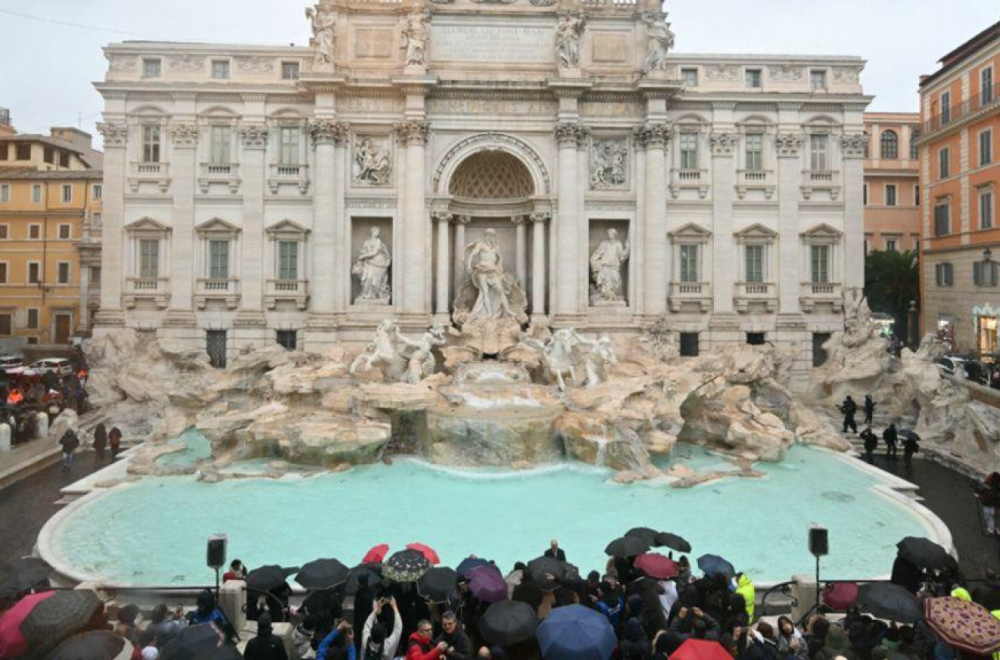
[
  {"x1": 50, "y1": 446, "x2": 931, "y2": 586},
  {"x1": 156, "y1": 429, "x2": 213, "y2": 467}
]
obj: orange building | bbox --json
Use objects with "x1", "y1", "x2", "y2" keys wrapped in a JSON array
[
  {"x1": 0, "y1": 112, "x2": 103, "y2": 346},
  {"x1": 864, "y1": 113, "x2": 921, "y2": 255},
  {"x1": 919, "y1": 20, "x2": 1000, "y2": 355}
]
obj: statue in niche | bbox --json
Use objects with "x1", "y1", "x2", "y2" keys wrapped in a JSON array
[
  {"x1": 555, "y1": 13, "x2": 585, "y2": 70},
  {"x1": 350, "y1": 320, "x2": 446, "y2": 383},
  {"x1": 353, "y1": 137, "x2": 391, "y2": 185},
  {"x1": 401, "y1": 10, "x2": 430, "y2": 67},
  {"x1": 641, "y1": 13, "x2": 675, "y2": 75},
  {"x1": 352, "y1": 226, "x2": 392, "y2": 304},
  {"x1": 306, "y1": 5, "x2": 337, "y2": 69},
  {"x1": 591, "y1": 140, "x2": 628, "y2": 188},
  {"x1": 463, "y1": 229, "x2": 514, "y2": 322},
  {"x1": 589, "y1": 228, "x2": 630, "y2": 304}
]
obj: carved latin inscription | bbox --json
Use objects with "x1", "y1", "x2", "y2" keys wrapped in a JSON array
[{"x1": 431, "y1": 25, "x2": 553, "y2": 63}]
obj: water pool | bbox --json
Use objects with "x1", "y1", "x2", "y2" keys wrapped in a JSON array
[{"x1": 44, "y1": 446, "x2": 936, "y2": 586}]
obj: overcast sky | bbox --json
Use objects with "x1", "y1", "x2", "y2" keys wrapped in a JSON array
[{"x1": 1, "y1": 0, "x2": 998, "y2": 140}]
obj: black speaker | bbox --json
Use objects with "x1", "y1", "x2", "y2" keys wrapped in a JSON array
[
  {"x1": 809, "y1": 526, "x2": 829, "y2": 557},
  {"x1": 207, "y1": 534, "x2": 227, "y2": 569}
]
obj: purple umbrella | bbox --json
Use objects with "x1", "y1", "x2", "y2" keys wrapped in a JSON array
[{"x1": 468, "y1": 565, "x2": 508, "y2": 603}]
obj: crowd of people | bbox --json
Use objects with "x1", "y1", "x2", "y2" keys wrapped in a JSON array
[
  {"x1": 0, "y1": 356, "x2": 90, "y2": 446},
  {"x1": 838, "y1": 395, "x2": 921, "y2": 467}
]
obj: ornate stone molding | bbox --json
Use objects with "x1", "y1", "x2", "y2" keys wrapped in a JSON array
[
  {"x1": 529, "y1": 211, "x2": 551, "y2": 224},
  {"x1": 168, "y1": 54, "x2": 204, "y2": 72},
  {"x1": 395, "y1": 120, "x2": 430, "y2": 146},
  {"x1": 308, "y1": 119, "x2": 349, "y2": 145},
  {"x1": 841, "y1": 133, "x2": 868, "y2": 159},
  {"x1": 97, "y1": 122, "x2": 128, "y2": 149},
  {"x1": 775, "y1": 132, "x2": 803, "y2": 158},
  {"x1": 633, "y1": 122, "x2": 670, "y2": 148},
  {"x1": 590, "y1": 138, "x2": 628, "y2": 189},
  {"x1": 108, "y1": 55, "x2": 136, "y2": 72},
  {"x1": 235, "y1": 56, "x2": 275, "y2": 74},
  {"x1": 710, "y1": 132, "x2": 738, "y2": 157},
  {"x1": 239, "y1": 123, "x2": 269, "y2": 150},
  {"x1": 454, "y1": 214, "x2": 472, "y2": 226},
  {"x1": 770, "y1": 65, "x2": 804, "y2": 82},
  {"x1": 169, "y1": 124, "x2": 198, "y2": 148},
  {"x1": 555, "y1": 123, "x2": 590, "y2": 148},
  {"x1": 431, "y1": 211, "x2": 453, "y2": 223}
]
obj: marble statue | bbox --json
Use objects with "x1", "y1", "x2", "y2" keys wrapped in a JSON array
[
  {"x1": 591, "y1": 140, "x2": 628, "y2": 188},
  {"x1": 466, "y1": 229, "x2": 513, "y2": 322},
  {"x1": 353, "y1": 227, "x2": 392, "y2": 304},
  {"x1": 555, "y1": 13, "x2": 585, "y2": 70},
  {"x1": 397, "y1": 325, "x2": 448, "y2": 384},
  {"x1": 589, "y1": 228, "x2": 630, "y2": 304},
  {"x1": 353, "y1": 136, "x2": 391, "y2": 185},
  {"x1": 402, "y1": 11, "x2": 429, "y2": 67},
  {"x1": 306, "y1": 5, "x2": 336, "y2": 69},
  {"x1": 642, "y1": 13, "x2": 675, "y2": 75},
  {"x1": 580, "y1": 334, "x2": 617, "y2": 387},
  {"x1": 350, "y1": 320, "x2": 445, "y2": 384}
]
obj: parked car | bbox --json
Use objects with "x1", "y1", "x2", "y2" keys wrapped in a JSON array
[
  {"x1": 28, "y1": 358, "x2": 74, "y2": 378},
  {"x1": 0, "y1": 355, "x2": 23, "y2": 373},
  {"x1": 936, "y1": 356, "x2": 968, "y2": 378}
]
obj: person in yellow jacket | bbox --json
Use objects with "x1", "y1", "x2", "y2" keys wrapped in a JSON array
[
  {"x1": 734, "y1": 572, "x2": 755, "y2": 622},
  {"x1": 951, "y1": 586, "x2": 972, "y2": 602}
]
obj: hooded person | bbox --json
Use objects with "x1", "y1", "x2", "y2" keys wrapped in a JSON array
[
  {"x1": 734, "y1": 573, "x2": 755, "y2": 622},
  {"x1": 362, "y1": 596, "x2": 403, "y2": 660},
  {"x1": 244, "y1": 614, "x2": 289, "y2": 660},
  {"x1": 813, "y1": 624, "x2": 855, "y2": 660},
  {"x1": 620, "y1": 618, "x2": 652, "y2": 660}
]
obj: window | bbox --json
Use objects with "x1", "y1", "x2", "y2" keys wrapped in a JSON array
[
  {"x1": 0, "y1": 144, "x2": 6, "y2": 160},
  {"x1": 142, "y1": 125, "x2": 161, "y2": 163},
  {"x1": 93, "y1": 213, "x2": 102, "y2": 226},
  {"x1": 212, "y1": 60, "x2": 230, "y2": 79},
  {"x1": 0, "y1": 315, "x2": 10, "y2": 336},
  {"x1": 915, "y1": 185, "x2": 920, "y2": 206},
  {"x1": 863, "y1": 237, "x2": 869, "y2": 255},
  {"x1": 43, "y1": 147, "x2": 54, "y2": 164},
  {"x1": 812, "y1": 333, "x2": 831, "y2": 367},
  {"x1": 279, "y1": 127, "x2": 300, "y2": 166},
  {"x1": 0, "y1": 263, "x2": 6, "y2": 283},
  {"x1": 863, "y1": 184, "x2": 868, "y2": 206},
  {"x1": 207, "y1": 330, "x2": 227, "y2": 369},
  {"x1": 679, "y1": 133, "x2": 699, "y2": 170},
  {"x1": 57, "y1": 263, "x2": 70, "y2": 284},
  {"x1": 142, "y1": 58, "x2": 162, "y2": 78},
  {"x1": 139, "y1": 239, "x2": 159, "y2": 279},
  {"x1": 59, "y1": 152, "x2": 69, "y2": 168},
  {"x1": 939, "y1": 147, "x2": 950, "y2": 179},
  {"x1": 31, "y1": 184, "x2": 41, "y2": 203},
  {"x1": 880, "y1": 130, "x2": 898, "y2": 159},
  {"x1": 934, "y1": 202, "x2": 951, "y2": 236},
  {"x1": 885, "y1": 184, "x2": 897, "y2": 206},
  {"x1": 209, "y1": 240, "x2": 230, "y2": 279},
  {"x1": 0, "y1": 225, "x2": 6, "y2": 239},
  {"x1": 745, "y1": 134, "x2": 764, "y2": 172},
  {"x1": 745, "y1": 69, "x2": 762, "y2": 89},
  {"x1": 28, "y1": 224, "x2": 40, "y2": 239},
  {"x1": 810, "y1": 70, "x2": 827, "y2": 91},
  {"x1": 935, "y1": 263, "x2": 953, "y2": 286},
  {"x1": 58, "y1": 224, "x2": 71, "y2": 239},
  {"x1": 983, "y1": 67, "x2": 995, "y2": 104},
  {"x1": 15, "y1": 143, "x2": 30, "y2": 160},
  {"x1": 974, "y1": 261, "x2": 999, "y2": 287},
  {"x1": 810, "y1": 134, "x2": 829, "y2": 171},
  {"x1": 282, "y1": 62, "x2": 300, "y2": 80},
  {"x1": 980, "y1": 129, "x2": 993, "y2": 167},
  {"x1": 746, "y1": 332, "x2": 766, "y2": 346},
  {"x1": 93, "y1": 184, "x2": 102, "y2": 200},
  {"x1": 941, "y1": 91, "x2": 952, "y2": 124},
  {"x1": 278, "y1": 241, "x2": 299, "y2": 280},
  {"x1": 981, "y1": 190, "x2": 995, "y2": 229},
  {"x1": 885, "y1": 238, "x2": 897, "y2": 252},
  {"x1": 679, "y1": 332, "x2": 699, "y2": 357},
  {"x1": 745, "y1": 244, "x2": 764, "y2": 283},
  {"x1": 210, "y1": 126, "x2": 231, "y2": 165},
  {"x1": 810, "y1": 245, "x2": 829, "y2": 283},
  {"x1": 679, "y1": 244, "x2": 699, "y2": 282},
  {"x1": 910, "y1": 130, "x2": 921, "y2": 159},
  {"x1": 61, "y1": 184, "x2": 72, "y2": 203},
  {"x1": 276, "y1": 330, "x2": 297, "y2": 351},
  {"x1": 26, "y1": 309, "x2": 38, "y2": 330},
  {"x1": 681, "y1": 68, "x2": 698, "y2": 87},
  {"x1": 0, "y1": 184, "x2": 8, "y2": 203},
  {"x1": 27, "y1": 262, "x2": 40, "y2": 284}
]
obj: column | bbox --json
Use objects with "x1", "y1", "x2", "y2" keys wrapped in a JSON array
[
  {"x1": 776, "y1": 131, "x2": 804, "y2": 313},
  {"x1": 94, "y1": 122, "x2": 127, "y2": 327},
  {"x1": 530, "y1": 212, "x2": 549, "y2": 319},
  {"x1": 308, "y1": 120, "x2": 340, "y2": 319},
  {"x1": 434, "y1": 212, "x2": 452, "y2": 317},
  {"x1": 710, "y1": 132, "x2": 738, "y2": 313},
  {"x1": 396, "y1": 120, "x2": 430, "y2": 317},
  {"x1": 514, "y1": 216, "x2": 527, "y2": 288},
  {"x1": 333, "y1": 130, "x2": 349, "y2": 313},
  {"x1": 238, "y1": 124, "x2": 268, "y2": 313},
  {"x1": 167, "y1": 122, "x2": 198, "y2": 317},
  {"x1": 78, "y1": 263, "x2": 90, "y2": 331},
  {"x1": 640, "y1": 123, "x2": 669, "y2": 316},
  {"x1": 841, "y1": 133, "x2": 867, "y2": 290},
  {"x1": 555, "y1": 123, "x2": 585, "y2": 320},
  {"x1": 454, "y1": 215, "x2": 469, "y2": 291}
]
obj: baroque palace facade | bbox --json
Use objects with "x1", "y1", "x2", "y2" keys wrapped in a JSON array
[{"x1": 93, "y1": 0, "x2": 870, "y2": 379}]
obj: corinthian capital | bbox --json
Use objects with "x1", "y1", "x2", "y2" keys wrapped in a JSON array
[
  {"x1": 97, "y1": 121, "x2": 128, "y2": 149},
  {"x1": 633, "y1": 122, "x2": 670, "y2": 148},
  {"x1": 308, "y1": 119, "x2": 350, "y2": 145},
  {"x1": 555, "y1": 123, "x2": 589, "y2": 148},
  {"x1": 775, "y1": 132, "x2": 803, "y2": 158},
  {"x1": 239, "y1": 123, "x2": 269, "y2": 150},
  {"x1": 169, "y1": 123, "x2": 199, "y2": 148},
  {"x1": 709, "y1": 132, "x2": 738, "y2": 157},
  {"x1": 529, "y1": 211, "x2": 551, "y2": 224},
  {"x1": 840, "y1": 133, "x2": 869, "y2": 159},
  {"x1": 395, "y1": 120, "x2": 430, "y2": 146}
]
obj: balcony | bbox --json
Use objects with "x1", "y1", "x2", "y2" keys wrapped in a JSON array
[
  {"x1": 735, "y1": 169, "x2": 775, "y2": 200},
  {"x1": 800, "y1": 170, "x2": 841, "y2": 201},
  {"x1": 922, "y1": 81, "x2": 1000, "y2": 138},
  {"x1": 669, "y1": 169, "x2": 709, "y2": 200},
  {"x1": 265, "y1": 279, "x2": 309, "y2": 310},
  {"x1": 799, "y1": 281, "x2": 844, "y2": 313},
  {"x1": 734, "y1": 281, "x2": 777, "y2": 313},
  {"x1": 195, "y1": 278, "x2": 241, "y2": 310},
  {"x1": 124, "y1": 277, "x2": 170, "y2": 309},
  {"x1": 198, "y1": 163, "x2": 241, "y2": 194},
  {"x1": 128, "y1": 162, "x2": 170, "y2": 193},
  {"x1": 268, "y1": 163, "x2": 310, "y2": 195},
  {"x1": 668, "y1": 281, "x2": 711, "y2": 313}
]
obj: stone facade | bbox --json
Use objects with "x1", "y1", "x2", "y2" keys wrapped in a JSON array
[{"x1": 93, "y1": 0, "x2": 869, "y2": 384}]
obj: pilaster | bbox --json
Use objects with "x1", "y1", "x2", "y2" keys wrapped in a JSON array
[
  {"x1": 710, "y1": 131, "x2": 738, "y2": 313},
  {"x1": 776, "y1": 132, "x2": 804, "y2": 313},
  {"x1": 636, "y1": 122, "x2": 669, "y2": 317},
  {"x1": 553, "y1": 122, "x2": 589, "y2": 324},
  {"x1": 309, "y1": 119, "x2": 349, "y2": 322},
  {"x1": 167, "y1": 122, "x2": 198, "y2": 320},
  {"x1": 94, "y1": 122, "x2": 128, "y2": 327},
  {"x1": 395, "y1": 119, "x2": 431, "y2": 320},
  {"x1": 238, "y1": 123, "x2": 268, "y2": 316},
  {"x1": 841, "y1": 133, "x2": 868, "y2": 291}
]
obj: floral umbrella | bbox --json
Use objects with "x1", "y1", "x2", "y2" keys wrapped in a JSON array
[
  {"x1": 383, "y1": 549, "x2": 431, "y2": 583},
  {"x1": 925, "y1": 596, "x2": 1000, "y2": 655}
]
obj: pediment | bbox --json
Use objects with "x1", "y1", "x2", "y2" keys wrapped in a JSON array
[
  {"x1": 265, "y1": 219, "x2": 311, "y2": 236},
  {"x1": 734, "y1": 223, "x2": 778, "y2": 239},
  {"x1": 669, "y1": 222, "x2": 712, "y2": 238},
  {"x1": 800, "y1": 223, "x2": 843, "y2": 238},
  {"x1": 196, "y1": 217, "x2": 241, "y2": 235},
  {"x1": 124, "y1": 217, "x2": 170, "y2": 233}
]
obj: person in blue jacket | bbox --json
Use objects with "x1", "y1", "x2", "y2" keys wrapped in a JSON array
[{"x1": 317, "y1": 621, "x2": 356, "y2": 660}]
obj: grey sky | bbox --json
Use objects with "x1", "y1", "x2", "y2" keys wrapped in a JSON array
[{"x1": 1, "y1": 0, "x2": 998, "y2": 140}]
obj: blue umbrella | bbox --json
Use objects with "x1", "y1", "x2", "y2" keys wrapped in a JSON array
[
  {"x1": 456, "y1": 556, "x2": 492, "y2": 577},
  {"x1": 536, "y1": 604, "x2": 616, "y2": 660},
  {"x1": 697, "y1": 554, "x2": 735, "y2": 580}
]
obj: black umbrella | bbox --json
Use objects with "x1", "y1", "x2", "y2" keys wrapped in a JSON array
[
  {"x1": 295, "y1": 559, "x2": 349, "y2": 590},
  {"x1": 479, "y1": 600, "x2": 538, "y2": 646},
  {"x1": 624, "y1": 527, "x2": 659, "y2": 546},
  {"x1": 857, "y1": 583, "x2": 923, "y2": 623},
  {"x1": 160, "y1": 623, "x2": 242, "y2": 660},
  {"x1": 456, "y1": 557, "x2": 492, "y2": 577},
  {"x1": 899, "y1": 429, "x2": 921, "y2": 442},
  {"x1": 654, "y1": 532, "x2": 692, "y2": 554},
  {"x1": 345, "y1": 563, "x2": 383, "y2": 596},
  {"x1": 20, "y1": 589, "x2": 102, "y2": 649},
  {"x1": 896, "y1": 537, "x2": 952, "y2": 571},
  {"x1": 0, "y1": 558, "x2": 51, "y2": 599},
  {"x1": 605, "y1": 536, "x2": 650, "y2": 558},
  {"x1": 383, "y1": 549, "x2": 431, "y2": 583},
  {"x1": 44, "y1": 630, "x2": 132, "y2": 660},
  {"x1": 246, "y1": 565, "x2": 298, "y2": 593},
  {"x1": 696, "y1": 554, "x2": 735, "y2": 580},
  {"x1": 526, "y1": 557, "x2": 579, "y2": 592},
  {"x1": 417, "y1": 567, "x2": 458, "y2": 604}
]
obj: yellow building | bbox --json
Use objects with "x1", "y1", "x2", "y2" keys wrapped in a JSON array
[{"x1": 0, "y1": 116, "x2": 103, "y2": 346}]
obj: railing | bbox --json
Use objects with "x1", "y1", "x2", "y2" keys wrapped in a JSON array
[
  {"x1": 271, "y1": 164, "x2": 306, "y2": 178},
  {"x1": 271, "y1": 279, "x2": 302, "y2": 293},
  {"x1": 737, "y1": 281, "x2": 774, "y2": 296},
  {"x1": 128, "y1": 162, "x2": 171, "y2": 191},
  {"x1": 197, "y1": 278, "x2": 236, "y2": 293},
  {"x1": 923, "y1": 81, "x2": 1000, "y2": 136},
  {"x1": 803, "y1": 282, "x2": 840, "y2": 295},
  {"x1": 265, "y1": 279, "x2": 309, "y2": 310},
  {"x1": 128, "y1": 277, "x2": 164, "y2": 291},
  {"x1": 675, "y1": 169, "x2": 704, "y2": 182},
  {"x1": 739, "y1": 169, "x2": 771, "y2": 182},
  {"x1": 805, "y1": 170, "x2": 838, "y2": 183},
  {"x1": 202, "y1": 163, "x2": 239, "y2": 177}
]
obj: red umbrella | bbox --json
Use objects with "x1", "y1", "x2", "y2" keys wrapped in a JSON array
[
  {"x1": 406, "y1": 543, "x2": 441, "y2": 565},
  {"x1": 822, "y1": 582, "x2": 858, "y2": 611},
  {"x1": 363, "y1": 544, "x2": 389, "y2": 565},
  {"x1": 669, "y1": 638, "x2": 731, "y2": 660},
  {"x1": 0, "y1": 591, "x2": 55, "y2": 658},
  {"x1": 634, "y1": 553, "x2": 679, "y2": 580}
]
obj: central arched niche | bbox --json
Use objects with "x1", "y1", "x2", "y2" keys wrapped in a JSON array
[{"x1": 449, "y1": 150, "x2": 535, "y2": 201}]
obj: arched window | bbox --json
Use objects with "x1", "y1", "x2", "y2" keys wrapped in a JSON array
[
  {"x1": 880, "y1": 130, "x2": 899, "y2": 160},
  {"x1": 910, "y1": 129, "x2": 921, "y2": 160}
]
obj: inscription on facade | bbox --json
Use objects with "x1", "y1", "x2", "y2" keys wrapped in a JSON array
[
  {"x1": 354, "y1": 28, "x2": 395, "y2": 59},
  {"x1": 431, "y1": 25, "x2": 553, "y2": 63},
  {"x1": 427, "y1": 98, "x2": 556, "y2": 116},
  {"x1": 591, "y1": 33, "x2": 630, "y2": 64},
  {"x1": 339, "y1": 96, "x2": 404, "y2": 114}
]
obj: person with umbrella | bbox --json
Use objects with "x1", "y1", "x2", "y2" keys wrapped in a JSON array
[
  {"x1": 406, "y1": 619, "x2": 447, "y2": 660},
  {"x1": 448, "y1": 576, "x2": 479, "y2": 635},
  {"x1": 863, "y1": 394, "x2": 876, "y2": 426},
  {"x1": 436, "y1": 610, "x2": 474, "y2": 660},
  {"x1": 902, "y1": 430, "x2": 920, "y2": 467},
  {"x1": 362, "y1": 596, "x2": 403, "y2": 660},
  {"x1": 838, "y1": 395, "x2": 858, "y2": 434},
  {"x1": 860, "y1": 427, "x2": 878, "y2": 464},
  {"x1": 883, "y1": 422, "x2": 898, "y2": 460},
  {"x1": 244, "y1": 613, "x2": 288, "y2": 660}
]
